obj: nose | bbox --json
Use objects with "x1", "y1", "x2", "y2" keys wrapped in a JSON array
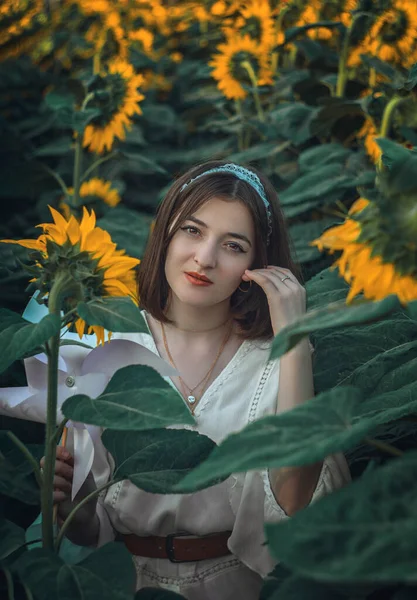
[{"x1": 194, "y1": 239, "x2": 217, "y2": 269}]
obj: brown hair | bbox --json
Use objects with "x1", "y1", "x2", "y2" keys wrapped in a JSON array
[{"x1": 138, "y1": 159, "x2": 301, "y2": 340}]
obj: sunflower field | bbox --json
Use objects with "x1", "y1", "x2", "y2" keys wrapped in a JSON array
[{"x1": 1, "y1": 0, "x2": 417, "y2": 598}]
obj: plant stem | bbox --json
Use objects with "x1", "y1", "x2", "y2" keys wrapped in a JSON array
[
  {"x1": 6, "y1": 431, "x2": 42, "y2": 487},
  {"x1": 241, "y1": 60, "x2": 265, "y2": 122},
  {"x1": 72, "y1": 134, "x2": 83, "y2": 208},
  {"x1": 54, "y1": 479, "x2": 116, "y2": 552},
  {"x1": 81, "y1": 151, "x2": 118, "y2": 182},
  {"x1": 23, "y1": 584, "x2": 34, "y2": 600},
  {"x1": 379, "y1": 95, "x2": 405, "y2": 138},
  {"x1": 234, "y1": 98, "x2": 245, "y2": 151},
  {"x1": 40, "y1": 164, "x2": 70, "y2": 199},
  {"x1": 364, "y1": 437, "x2": 403, "y2": 457},
  {"x1": 335, "y1": 27, "x2": 352, "y2": 97},
  {"x1": 41, "y1": 272, "x2": 69, "y2": 549},
  {"x1": 4, "y1": 567, "x2": 14, "y2": 600}
]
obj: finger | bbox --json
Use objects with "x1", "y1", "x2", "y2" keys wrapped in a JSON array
[
  {"x1": 53, "y1": 475, "x2": 72, "y2": 494},
  {"x1": 56, "y1": 447, "x2": 74, "y2": 465},
  {"x1": 266, "y1": 266, "x2": 297, "y2": 283},
  {"x1": 54, "y1": 460, "x2": 74, "y2": 481},
  {"x1": 245, "y1": 269, "x2": 283, "y2": 295},
  {"x1": 249, "y1": 268, "x2": 290, "y2": 292},
  {"x1": 53, "y1": 490, "x2": 69, "y2": 503}
]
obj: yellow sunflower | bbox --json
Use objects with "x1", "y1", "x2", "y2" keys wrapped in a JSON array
[
  {"x1": 64, "y1": 178, "x2": 122, "y2": 214},
  {"x1": 357, "y1": 119, "x2": 381, "y2": 163},
  {"x1": 312, "y1": 198, "x2": 417, "y2": 304},
  {"x1": 224, "y1": 0, "x2": 275, "y2": 49},
  {"x1": 2, "y1": 206, "x2": 139, "y2": 345},
  {"x1": 209, "y1": 33, "x2": 273, "y2": 99},
  {"x1": 361, "y1": 0, "x2": 417, "y2": 66},
  {"x1": 297, "y1": 0, "x2": 358, "y2": 41},
  {"x1": 83, "y1": 59, "x2": 145, "y2": 155}
]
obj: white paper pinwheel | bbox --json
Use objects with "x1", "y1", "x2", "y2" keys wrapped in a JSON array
[{"x1": 0, "y1": 295, "x2": 176, "y2": 499}]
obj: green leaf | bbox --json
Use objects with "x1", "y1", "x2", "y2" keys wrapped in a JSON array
[
  {"x1": 0, "y1": 518, "x2": 25, "y2": 562},
  {"x1": 269, "y1": 103, "x2": 318, "y2": 145},
  {"x1": 15, "y1": 543, "x2": 136, "y2": 600},
  {"x1": 404, "y1": 63, "x2": 417, "y2": 90},
  {"x1": 175, "y1": 378, "x2": 417, "y2": 493},
  {"x1": 44, "y1": 91, "x2": 75, "y2": 111},
  {"x1": 227, "y1": 141, "x2": 291, "y2": 162},
  {"x1": 119, "y1": 151, "x2": 168, "y2": 175},
  {"x1": 62, "y1": 364, "x2": 194, "y2": 430},
  {"x1": 306, "y1": 268, "x2": 349, "y2": 311},
  {"x1": 0, "y1": 312, "x2": 61, "y2": 374},
  {"x1": 33, "y1": 137, "x2": 72, "y2": 157},
  {"x1": 77, "y1": 297, "x2": 148, "y2": 334},
  {"x1": 376, "y1": 137, "x2": 416, "y2": 171},
  {"x1": 313, "y1": 315, "x2": 417, "y2": 393},
  {"x1": 264, "y1": 450, "x2": 417, "y2": 583},
  {"x1": 298, "y1": 143, "x2": 351, "y2": 173},
  {"x1": 360, "y1": 55, "x2": 405, "y2": 88},
  {"x1": 0, "y1": 432, "x2": 41, "y2": 505},
  {"x1": 278, "y1": 164, "x2": 353, "y2": 207},
  {"x1": 103, "y1": 428, "x2": 216, "y2": 493},
  {"x1": 270, "y1": 295, "x2": 400, "y2": 359}
]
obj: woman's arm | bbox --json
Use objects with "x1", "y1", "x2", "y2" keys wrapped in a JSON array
[{"x1": 268, "y1": 338, "x2": 323, "y2": 517}]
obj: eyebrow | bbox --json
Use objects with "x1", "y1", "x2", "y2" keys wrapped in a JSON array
[{"x1": 186, "y1": 216, "x2": 252, "y2": 247}]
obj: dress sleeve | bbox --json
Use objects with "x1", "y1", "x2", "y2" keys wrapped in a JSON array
[
  {"x1": 89, "y1": 431, "x2": 117, "y2": 547},
  {"x1": 227, "y1": 453, "x2": 351, "y2": 577}
]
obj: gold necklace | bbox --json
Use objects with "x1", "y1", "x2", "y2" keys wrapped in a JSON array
[{"x1": 160, "y1": 321, "x2": 232, "y2": 412}]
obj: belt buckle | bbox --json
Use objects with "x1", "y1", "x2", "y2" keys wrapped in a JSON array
[{"x1": 166, "y1": 532, "x2": 194, "y2": 563}]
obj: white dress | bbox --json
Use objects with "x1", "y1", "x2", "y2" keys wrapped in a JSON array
[{"x1": 91, "y1": 316, "x2": 351, "y2": 599}]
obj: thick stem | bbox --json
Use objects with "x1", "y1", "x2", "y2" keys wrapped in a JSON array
[
  {"x1": 72, "y1": 135, "x2": 83, "y2": 208},
  {"x1": 335, "y1": 27, "x2": 352, "y2": 97},
  {"x1": 81, "y1": 151, "x2": 118, "y2": 182},
  {"x1": 54, "y1": 479, "x2": 116, "y2": 552},
  {"x1": 364, "y1": 437, "x2": 403, "y2": 457},
  {"x1": 379, "y1": 95, "x2": 405, "y2": 138},
  {"x1": 4, "y1": 567, "x2": 14, "y2": 600},
  {"x1": 241, "y1": 60, "x2": 265, "y2": 122},
  {"x1": 41, "y1": 272, "x2": 70, "y2": 549}
]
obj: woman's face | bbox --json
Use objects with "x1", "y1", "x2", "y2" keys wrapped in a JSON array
[{"x1": 165, "y1": 197, "x2": 256, "y2": 309}]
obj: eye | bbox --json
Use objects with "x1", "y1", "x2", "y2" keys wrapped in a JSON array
[
  {"x1": 226, "y1": 242, "x2": 245, "y2": 253},
  {"x1": 180, "y1": 225, "x2": 200, "y2": 235}
]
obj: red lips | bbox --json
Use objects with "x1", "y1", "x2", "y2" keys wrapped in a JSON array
[{"x1": 185, "y1": 271, "x2": 213, "y2": 283}]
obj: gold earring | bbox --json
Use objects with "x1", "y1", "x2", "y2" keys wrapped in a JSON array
[{"x1": 238, "y1": 281, "x2": 252, "y2": 293}]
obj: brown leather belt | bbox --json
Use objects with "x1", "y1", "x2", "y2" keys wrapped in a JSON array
[{"x1": 121, "y1": 531, "x2": 232, "y2": 563}]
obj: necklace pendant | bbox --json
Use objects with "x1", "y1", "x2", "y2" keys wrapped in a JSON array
[{"x1": 187, "y1": 395, "x2": 196, "y2": 404}]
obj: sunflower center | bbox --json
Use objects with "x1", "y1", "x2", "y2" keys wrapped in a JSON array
[
  {"x1": 87, "y1": 72, "x2": 127, "y2": 127},
  {"x1": 230, "y1": 51, "x2": 260, "y2": 84},
  {"x1": 319, "y1": 0, "x2": 345, "y2": 20},
  {"x1": 242, "y1": 17, "x2": 262, "y2": 41},
  {"x1": 379, "y1": 10, "x2": 408, "y2": 43}
]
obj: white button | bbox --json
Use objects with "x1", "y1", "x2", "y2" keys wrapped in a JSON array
[{"x1": 65, "y1": 376, "x2": 75, "y2": 388}]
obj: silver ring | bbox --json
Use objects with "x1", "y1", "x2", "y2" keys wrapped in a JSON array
[{"x1": 281, "y1": 276, "x2": 291, "y2": 282}]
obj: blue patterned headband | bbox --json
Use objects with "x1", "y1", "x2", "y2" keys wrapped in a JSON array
[{"x1": 180, "y1": 163, "x2": 273, "y2": 245}]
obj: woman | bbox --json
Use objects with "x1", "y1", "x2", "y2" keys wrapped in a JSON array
[{"x1": 46, "y1": 160, "x2": 351, "y2": 598}]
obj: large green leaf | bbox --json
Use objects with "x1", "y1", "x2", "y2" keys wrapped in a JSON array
[
  {"x1": 265, "y1": 450, "x2": 417, "y2": 583},
  {"x1": 0, "y1": 518, "x2": 25, "y2": 562},
  {"x1": 313, "y1": 316, "x2": 417, "y2": 393},
  {"x1": 306, "y1": 268, "x2": 349, "y2": 310},
  {"x1": 15, "y1": 543, "x2": 136, "y2": 600},
  {"x1": 174, "y1": 379, "x2": 417, "y2": 492},
  {"x1": 77, "y1": 297, "x2": 148, "y2": 334},
  {"x1": 270, "y1": 295, "x2": 400, "y2": 359},
  {"x1": 62, "y1": 364, "x2": 194, "y2": 430},
  {"x1": 0, "y1": 312, "x2": 61, "y2": 374},
  {"x1": 297, "y1": 143, "x2": 351, "y2": 173},
  {"x1": 269, "y1": 103, "x2": 318, "y2": 145},
  {"x1": 279, "y1": 164, "x2": 353, "y2": 207},
  {"x1": 103, "y1": 428, "x2": 216, "y2": 493},
  {"x1": 0, "y1": 432, "x2": 40, "y2": 505}
]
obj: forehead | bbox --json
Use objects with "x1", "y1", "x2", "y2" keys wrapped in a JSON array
[{"x1": 190, "y1": 197, "x2": 254, "y2": 234}]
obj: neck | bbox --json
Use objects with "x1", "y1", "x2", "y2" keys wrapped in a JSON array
[{"x1": 164, "y1": 296, "x2": 232, "y2": 333}]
